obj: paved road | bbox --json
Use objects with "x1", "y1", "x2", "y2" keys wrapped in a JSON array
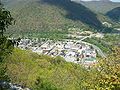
[
  {"x1": 80, "y1": 41, "x2": 106, "y2": 58},
  {"x1": 79, "y1": 34, "x2": 106, "y2": 58},
  {"x1": 79, "y1": 34, "x2": 96, "y2": 41},
  {"x1": 64, "y1": 34, "x2": 106, "y2": 58}
]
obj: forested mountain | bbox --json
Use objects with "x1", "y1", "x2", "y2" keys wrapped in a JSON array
[
  {"x1": 1, "y1": 0, "x2": 119, "y2": 35},
  {"x1": 1, "y1": 1, "x2": 120, "y2": 90},
  {"x1": 106, "y1": 7, "x2": 120, "y2": 22},
  {"x1": 74, "y1": 0, "x2": 120, "y2": 14},
  {"x1": 1, "y1": 0, "x2": 107, "y2": 35}
]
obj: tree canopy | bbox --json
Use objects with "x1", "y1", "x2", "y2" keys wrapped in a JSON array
[
  {"x1": 0, "y1": 2, "x2": 13, "y2": 37},
  {"x1": 0, "y1": 2, "x2": 14, "y2": 82}
]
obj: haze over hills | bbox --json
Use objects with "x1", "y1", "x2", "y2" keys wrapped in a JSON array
[
  {"x1": 74, "y1": 0, "x2": 120, "y2": 13},
  {"x1": 106, "y1": 7, "x2": 120, "y2": 22}
]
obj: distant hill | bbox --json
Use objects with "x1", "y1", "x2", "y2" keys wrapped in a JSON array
[
  {"x1": 1, "y1": 0, "x2": 104, "y2": 35},
  {"x1": 1, "y1": 0, "x2": 118, "y2": 36},
  {"x1": 42, "y1": 0, "x2": 102, "y2": 28},
  {"x1": 106, "y1": 7, "x2": 120, "y2": 22},
  {"x1": 74, "y1": 0, "x2": 120, "y2": 14}
]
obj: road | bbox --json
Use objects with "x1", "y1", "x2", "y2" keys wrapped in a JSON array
[
  {"x1": 79, "y1": 34, "x2": 94, "y2": 41},
  {"x1": 80, "y1": 41, "x2": 106, "y2": 58},
  {"x1": 79, "y1": 34, "x2": 106, "y2": 58},
  {"x1": 64, "y1": 34, "x2": 106, "y2": 58}
]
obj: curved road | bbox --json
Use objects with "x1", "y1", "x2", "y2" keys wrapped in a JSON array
[
  {"x1": 64, "y1": 34, "x2": 106, "y2": 58},
  {"x1": 79, "y1": 34, "x2": 106, "y2": 58},
  {"x1": 80, "y1": 41, "x2": 106, "y2": 58}
]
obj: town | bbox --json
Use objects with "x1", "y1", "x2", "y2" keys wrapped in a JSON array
[
  {"x1": 12, "y1": 37, "x2": 98, "y2": 67},
  {"x1": 8, "y1": 30, "x2": 106, "y2": 67}
]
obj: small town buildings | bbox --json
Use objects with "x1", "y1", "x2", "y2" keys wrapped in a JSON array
[{"x1": 15, "y1": 38, "x2": 97, "y2": 67}]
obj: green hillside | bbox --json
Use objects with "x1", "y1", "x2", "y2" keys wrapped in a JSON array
[
  {"x1": 3, "y1": 48, "x2": 120, "y2": 90},
  {"x1": 1, "y1": 1, "x2": 120, "y2": 90},
  {"x1": 3, "y1": 0, "x2": 86, "y2": 36},
  {"x1": 74, "y1": 1, "x2": 120, "y2": 26},
  {"x1": 106, "y1": 7, "x2": 120, "y2": 22},
  {"x1": 5, "y1": 48, "x2": 89, "y2": 90},
  {"x1": 2, "y1": 0, "x2": 119, "y2": 37},
  {"x1": 2, "y1": 0, "x2": 105, "y2": 37},
  {"x1": 76, "y1": 1, "x2": 120, "y2": 14}
]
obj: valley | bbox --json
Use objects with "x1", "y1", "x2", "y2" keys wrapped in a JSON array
[
  {"x1": 11, "y1": 33, "x2": 100, "y2": 67},
  {"x1": 0, "y1": 0, "x2": 120, "y2": 90}
]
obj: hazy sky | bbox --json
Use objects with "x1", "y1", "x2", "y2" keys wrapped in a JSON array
[
  {"x1": 80, "y1": 0, "x2": 120, "y2": 2},
  {"x1": 111, "y1": 0, "x2": 120, "y2": 2}
]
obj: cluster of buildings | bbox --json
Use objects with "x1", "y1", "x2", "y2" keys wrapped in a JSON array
[{"x1": 15, "y1": 38, "x2": 97, "y2": 67}]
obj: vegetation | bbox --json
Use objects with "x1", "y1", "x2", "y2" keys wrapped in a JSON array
[
  {"x1": 0, "y1": 1, "x2": 120, "y2": 90},
  {"x1": 5, "y1": 48, "x2": 89, "y2": 90},
  {"x1": 4, "y1": 0, "x2": 87, "y2": 35},
  {"x1": 106, "y1": 7, "x2": 120, "y2": 22},
  {"x1": 83, "y1": 34, "x2": 120, "y2": 57},
  {"x1": 103, "y1": 34, "x2": 120, "y2": 45},
  {"x1": 0, "y1": 3, "x2": 13, "y2": 36},
  {"x1": 69, "y1": 0, "x2": 120, "y2": 29},
  {"x1": 3, "y1": 0, "x2": 118, "y2": 37},
  {"x1": 84, "y1": 37, "x2": 112, "y2": 53},
  {"x1": 3, "y1": 47, "x2": 120, "y2": 90},
  {"x1": 83, "y1": 47, "x2": 120, "y2": 90},
  {"x1": 10, "y1": 30, "x2": 68, "y2": 40},
  {"x1": 77, "y1": 0, "x2": 120, "y2": 14},
  {"x1": 0, "y1": 2, "x2": 14, "y2": 82}
]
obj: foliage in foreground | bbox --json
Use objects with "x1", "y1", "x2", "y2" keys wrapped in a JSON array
[
  {"x1": 5, "y1": 48, "x2": 89, "y2": 90},
  {"x1": 85, "y1": 47, "x2": 120, "y2": 90},
  {"x1": 4, "y1": 47, "x2": 120, "y2": 90},
  {"x1": 0, "y1": 3, "x2": 13, "y2": 37},
  {"x1": 0, "y1": 2, "x2": 14, "y2": 82},
  {"x1": 97, "y1": 47, "x2": 120, "y2": 90}
]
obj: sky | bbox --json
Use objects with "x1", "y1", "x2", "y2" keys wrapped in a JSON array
[
  {"x1": 111, "y1": 0, "x2": 120, "y2": 2},
  {"x1": 79, "y1": 0, "x2": 120, "y2": 2}
]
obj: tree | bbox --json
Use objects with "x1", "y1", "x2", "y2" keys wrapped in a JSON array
[
  {"x1": 0, "y1": 2, "x2": 14, "y2": 81},
  {"x1": 86, "y1": 47, "x2": 120, "y2": 90},
  {"x1": 0, "y1": 2, "x2": 13, "y2": 37},
  {"x1": 0, "y1": 1, "x2": 14, "y2": 62}
]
